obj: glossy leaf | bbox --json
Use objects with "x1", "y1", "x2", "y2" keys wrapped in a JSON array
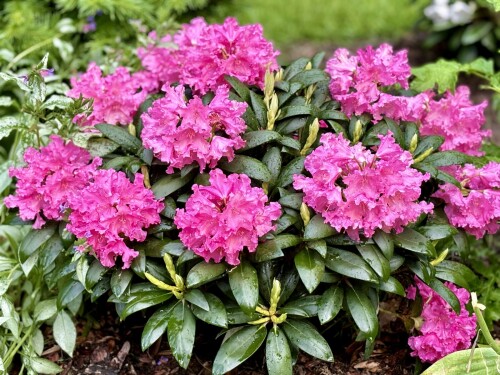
[
  {"x1": 357, "y1": 244, "x2": 391, "y2": 281},
  {"x1": 421, "y1": 347, "x2": 500, "y2": 375},
  {"x1": 262, "y1": 146, "x2": 282, "y2": 185},
  {"x1": 345, "y1": 285, "x2": 378, "y2": 340},
  {"x1": 325, "y1": 248, "x2": 379, "y2": 283},
  {"x1": 110, "y1": 269, "x2": 133, "y2": 298},
  {"x1": 219, "y1": 155, "x2": 272, "y2": 182},
  {"x1": 379, "y1": 277, "x2": 406, "y2": 296},
  {"x1": 424, "y1": 151, "x2": 474, "y2": 167},
  {"x1": 372, "y1": 230, "x2": 394, "y2": 259},
  {"x1": 184, "y1": 289, "x2": 209, "y2": 311},
  {"x1": 294, "y1": 249, "x2": 325, "y2": 293},
  {"x1": 141, "y1": 302, "x2": 177, "y2": 351},
  {"x1": 86, "y1": 137, "x2": 119, "y2": 157},
  {"x1": 119, "y1": 290, "x2": 172, "y2": 320},
  {"x1": 241, "y1": 130, "x2": 281, "y2": 151},
  {"x1": 276, "y1": 156, "x2": 305, "y2": 187},
  {"x1": 429, "y1": 278, "x2": 460, "y2": 314},
  {"x1": 57, "y1": 279, "x2": 85, "y2": 308},
  {"x1": 152, "y1": 172, "x2": 194, "y2": 199},
  {"x1": 318, "y1": 285, "x2": 344, "y2": 325},
  {"x1": 168, "y1": 302, "x2": 196, "y2": 369},
  {"x1": 186, "y1": 262, "x2": 226, "y2": 288},
  {"x1": 212, "y1": 325, "x2": 267, "y2": 375},
  {"x1": 391, "y1": 228, "x2": 436, "y2": 257},
  {"x1": 280, "y1": 295, "x2": 319, "y2": 317},
  {"x1": 435, "y1": 260, "x2": 477, "y2": 289},
  {"x1": 191, "y1": 293, "x2": 228, "y2": 328},
  {"x1": 282, "y1": 319, "x2": 333, "y2": 362},
  {"x1": 254, "y1": 240, "x2": 284, "y2": 262},
  {"x1": 229, "y1": 261, "x2": 259, "y2": 315},
  {"x1": 53, "y1": 310, "x2": 76, "y2": 356},
  {"x1": 304, "y1": 215, "x2": 336, "y2": 240},
  {"x1": 266, "y1": 328, "x2": 293, "y2": 375},
  {"x1": 18, "y1": 224, "x2": 56, "y2": 262},
  {"x1": 95, "y1": 123, "x2": 143, "y2": 152}
]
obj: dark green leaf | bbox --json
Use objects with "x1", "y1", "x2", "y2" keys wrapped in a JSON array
[
  {"x1": 304, "y1": 215, "x2": 336, "y2": 240},
  {"x1": 274, "y1": 214, "x2": 299, "y2": 235},
  {"x1": 318, "y1": 109, "x2": 348, "y2": 121},
  {"x1": 318, "y1": 285, "x2": 344, "y2": 325},
  {"x1": 263, "y1": 146, "x2": 282, "y2": 185},
  {"x1": 152, "y1": 172, "x2": 194, "y2": 199},
  {"x1": 184, "y1": 289, "x2": 209, "y2": 311},
  {"x1": 266, "y1": 328, "x2": 292, "y2": 375},
  {"x1": 58, "y1": 280, "x2": 85, "y2": 308},
  {"x1": 168, "y1": 302, "x2": 196, "y2": 369},
  {"x1": 19, "y1": 224, "x2": 56, "y2": 262},
  {"x1": 191, "y1": 293, "x2": 228, "y2": 328},
  {"x1": 289, "y1": 69, "x2": 329, "y2": 86},
  {"x1": 95, "y1": 124, "x2": 143, "y2": 153},
  {"x1": 254, "y1": 240, "x2": 284, "y2": 262},
  {"x1": 278, "y1": 105, "x2": 311, "y2": 120},
  {"x1": 212, "y1": 325, "x2": 267, "y2": 375},
  {"x1": 275, "y1": 234, "x2": 302, "y2": 249},
  {"x1": 307, "y1": 240, "x2": 327, "y2": 258},
  {"x1": 325, "y1": 248, "x2": 378, "y2": 283},
  {"x1": 357, "y1": 245, "x2": 391, "y2": 281},
  {"x1": 283, "y1": 57, "x2": 310, "y2": 80},
  {"x1": 250, "y1": 90, "x2": 267, "y2": 128},
  {"x1": 372, "y1": 230, "x2": 394, "y2": 259},
  {"x1": 219, "y1": 155, "x2": 272, "y2": 182},
  {"x1": 278, "y1": 268, "x2": 301, "y2": 306},
  {"x1": 423, "y1": 151, "x2": 474, "y2": 167},
  {"x1": 294, "y1": 249, "x2": 325, "y2": 293},
  {"x1": 413, "y1": 135, "x2": 445, "y2": 157},
  {"x1": 241, "y1": 131, "x2": 281, "y2": 151},
  {"x1": 282, "y1": 319, "x2": 333, "y2": 362},
  {"x1": 379, "y1": 277, "x2": 406, "y2": 296},
  {"x1": 53, "y1": 310, "x2": 76, "y2": 357},
  {"x1": 141, "y1": 302, "x2": 177, "y2": 351},
  {"x1": 226, "y1": 302, "x2": 260, "y2": 324},
  {"x1": 461, "y1": 21, "x2": 493, "y2": 45},
  {"x1": 345, "y1": 285, "x2": 378, "y2": 340},
  {"x1": 86, "y1": 137, "x2": 119, "y2": 157},
  {"x1": 186, "y1": 262, "x2": 226, "y2": 288},
  {"x1": 131, "y1": 250, "x2": 146, "y2": 278},
  {"x1": 429, "y1": 278, "x2": 460, "y2": 314},
  {"x1": 417, "y1": 224, "x2": 458, "y2": 240},
  {"x1": 225, "y1": 75, "x2": 250, "y2": 102},
  {"x1": 111, "y1": 270, "x2": 133, "y2": 298},
  {"x1": 391, "y1": 228, "x2": 436, "y2": 257},
  {"x1": 280, "y1": 295, "x2": 319, "y2": 317},
  {"x1": 384, "y1": 119, "x2": 404, "y2": 146},
  {"x1": 119, "y1": 290, "x2": 172, "y2": 319},
  {"x1": 229, "y1": 261, "x2": 259, "y2": 315},
  {"x1": 435, "y1": 260, "x2": 477, "y2": 289},
  {"x1": 278, "y1": 192, "x2": 303, "y2": 210}
]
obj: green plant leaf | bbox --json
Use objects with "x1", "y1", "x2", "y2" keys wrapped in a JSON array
[
  {"x1": 290, "y1": 69, "x2": 329, "y2": 86},
  {"x1": 435, "y1": 260, "x2": 477, "y2": 289},
  {"x1": 95, "y1": 123, "x2": 143, "y2": 153},
  {"x1": 225, "y1": 75, "x2": 250, "y2": 102},
  {"x1": 379, "y1": 277, "x2": 406, "y2": 296},
  {"x1": 29, "y1": 357, "x2": 62, "y2": 374},
  {"x1": 191, "y1": 293, "x2": 228, "y2": 328},
  {"x1": 186, "y1": 262, "x2": 226, "y2": 288},
  {"x1": 219, "y1": 155, "x2": 272, "y2": 182},
  {"x1": 278, "y1": 192, "x2": 304, "y2": 210},
  {"x1": 85, "y1": 137, "x2": 119, "y2": 157},
  {"x1": 304, "y1": 215, "x2": 336, "y2": 240},
  {"x1": 421, "y1": 347, "x2": 500, "y2": 375},
  {"x1": 282, "y1": 319, "x2": 333, "y2": 362},
  {"x1": 294, "y1": 248, "x2": 325, "y2": 293},
  {"x1": 276, "y1": 156, "x2": 305, "y2": 188},
  {"x1": 372, "y1": 230, "x2": 394, "y2": 259},
  {"x1": 318, "y1": 109, "x2": 348, "y2": 121},
  {"x1": 249, "y1": 91, "x2": 267, "y2": 128},
  {"x1": 111, "y1": 269, "x2": 133, "y2": 298},
  {"x1": 318, "y1": 285, "x2": 344, "y2": 325},
  {"x1": 168, "y1": 302, "x2": 196, "y2": 369},
  {"x1": 283, "y1": 57, "x2": 310, "y2": 79},
  {"x1": 429, "y1": 278, "x2": 460, "y2": 314},
  {"x1": 119, "y1": 290, "x2": 172, "y2": 320},
  {"x1": 345, "y1": 285, "x2": 378, "y2": 340},
  {"x1": 18, "y1": 224, "x2": 56, "y2": 263},
  {"x1": 411, "y1": 60, "x2": 462, "y2": 93},
  {"x1": 391, "y1": 228, "x2": 436, "y2": 257},
  {"x1": 57, "y1": 279, "x2": 85, "y2": 309},
  {"x1": 54, "y1": 310, "x2": 76, "y2": 357},
  {"x1": 423, "y1": 151, "x2": 474, "y2": 167},
  {"x1": 266, "y1": 328, "x2": 293, "y2": 375},
  {"x1": 357, "y1": 244, "x2": 391, "y2": 281},
  {"x1": 141, "y1": 302, "x2": 177, "y2": 351},
  {"x1": 212, "y1": 325, "x2": 267, "y2": 375},
  {"x1": 278, "y1": 105, "x2": 312, "y2": 121},
  {"x1": 34, "y1": 299, "x2": 57, "y2": 322},
  {"x1": 241, "y1": 130, "x2": 281, "y2": 151},
  {"x1": 152, "y1": 172, "x2": 194, "y2": 199},
  {"x1": 263, "y1": 146, "x2": 282, "y2": 185},
  {"x1": 0, "y1": 116, "x2": 21, "y2": 140},
  {"x1": 255, "y1": 240, "x2": 284, "y2": 262},
  {"x1": 417, "y1": 224, "x2": 458, "y2": 240},
  {"x1": 325, "y1": 248, "x2": 378, "y2": 283},
  {"x1": 184, "y1": 289, "x2": 209, "y2": 311},
  {"x1": 461, "y1": 21, "x2": 493, "y2": 45},
  {"x1": 229, "y1": 261, "x2": 259, "y2": 315},
  {"x1": 280, "y1": 295, "x2": 320, "y2": 317},
  {"x1": 85, "y1": 260, "x2": 108, "y2": 291}
]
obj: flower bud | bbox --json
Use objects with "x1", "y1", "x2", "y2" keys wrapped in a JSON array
[{"x1": 300, "y1": 118, "x2": 320, "y2": 155}]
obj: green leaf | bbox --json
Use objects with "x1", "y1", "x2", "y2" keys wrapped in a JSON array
[
  {"x1": 392, "y1": 228, "x2": 436, "y2": 256},
  {"x1": 152, "y1": 172, "x2": 194, "y2": 199},
  {"x1": 411, "y1": 60, "x2": 462, "y2": 93},
  {"x1": 168, "y1": 302, "x2": 196, "y2": 369},
  {"x1": 280, "y1": 295, "x2": 320, "y2": 317},
  {"x1": 372, "y1": 230, "x2": 394, "y2": 259},
  {"x1": 254, "y1": 240, "x2": 284, "y2": 262},
  {"x1": 191, "y1": 293, "x2": 228, "y2": 328},
  {"x1": 119, "y1": 290, "x2": 172, "y2": 319},
  {"x1": 435, "y1": 260, "x2": 477, "y2": 289},
  {"x1": 85, "y1": 259, "x2": 108, "y2": 291},
  {"x1": 241, "y1": 130, "x2": 281, "y2": 151},
  {"x1": 57, "y1": 279, "x2": 85, "y2": 308},
  {"x1": 29, "y1": 358, "x2": 62, "y2": 374},
  {"x1": 225, "y1": 75, "x2": 250, "y2": 102},
  {"x1": 19, "y1": 224, "x2": 56, "y2": 263},
  {"x1": 461, "y1": 21, "x2": 493, "y2": 45},
  {"x1": 290, "y1": 69, "x2": 329, "y2": 86},
  {"x1": 413, "y1": 135, "x2": 444, "y2": 157},
  {"x1": 357, "y1": 244, "x2": 391, "y2": 281},
  {"x1": 294, "y1": 249, "x2": 325, "y2": 293},
  {"x1": 278, "y1": 105, "x2": 311, "y2": 121},
  {"x1": 282, "y1": 319, "x2": 333, "y2": 362},
  {"x1": 429, "y1": 278, "x2": 460, "y2": 314},
  {"x1": 53, "y1": 310, "x2": 76, "y2": 356},
  {"x1": 262, "y1": 146, "x2": 282, "y2": 185},
  {"x1": 249, "y1": 90, "x2": 267, "y2": 128},
  {"x1": 304, "y1": 215, "x2": 336, "y2": 240},
  {"x1": 0, "y1": 116, "x2": 21, "y2": 140},
  {"x1": 228, "y1": 261, "x2": 259, "y2": 315},
  {"x1": 141, "y1": 302, "x2": 177, "y2": 351},
  {"x1": 423, "y1": 151, "x2": 474, "y2": 167},
  {"x1": 318, "y1": 109, "x2": 348, "y2": 121},
  {"x1": 266, "y1": 328, "x2": 293, "y2": 375},
  {"x1": 184, "y1": 289, "x2": 209, "y2": 311},
  {"x1": 485, "y1": 0, "x2": 500, "y2": 11},
  {"x1": 212, "y1": 325, "x2": 267, "y2": 375},
  {"x1": 278, "y1": 192, "x2": 304, "y2": 210},
  {"x1": 283, "y1": 57, "x2": 310, "y2": 79},
  {"x1": 318, "y1": 285, "x2": 344, "y2": 325},
  {"x1": 95, "y1": 123, "x2": 143, "y2": 153},
  {"x1": 219, "y1": 155, "x2": 272, "y2": 182},
  {"x1": 379, "y1": 277, "x2": 406, "y2": 296},
  {"x1": 34, "y1": 299, "x2": 57, "y2": 322},
  {"x1": 417, "y1": 224, "x2": 458, "y2": 240},
  {"x1": 421, "y1": 347, "x2": 500, "y2": 375},
  {"x1": 325, "y1": 248, "x2": 379, "y2": 283},
  {"x1": 111, "y1": 269, "x2": 133, "y2": 298},
  {"x1": 307, "y1": 240, "x2": 327, "y2": 258},
  {"x1": 275, "y1": 234, "x2": 302, "y2": 249},
  {"x1": 86, "y1": 137, "x2": 120, "y2": 157},
  {"x1": 345, "y1": 285, "x2": 378, "y2": 340},
  {"x1": 186, "y1": 262, "x2": 226, "y2": 288}
]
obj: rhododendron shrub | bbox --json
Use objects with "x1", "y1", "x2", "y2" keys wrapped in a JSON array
[
  {"x1": 407, "y1": 277, "x2": 477, "y2": 363},
  {"x1": 5, "y1": 17, "x2": 500, "y2": 375}
]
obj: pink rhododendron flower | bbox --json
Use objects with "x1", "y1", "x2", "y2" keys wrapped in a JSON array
[
  {"x1": 293, "y1": 132, "x2": 433, "y2": 240},
  {"x1": 420, "y1": 86, "x2": 490, "y2": 156},
  {"x1": 67, "y1": 170, "x2": 164, "y2": 268},
  {"x1": 138, "y1": 17, "x2": 279, "y2": 94},
  {"x1": 141, "y1": 84, "x2": 247, "y2": 173},
  {"x1": 4, "y1": 135, "x2": 101, "y2": 229},
  {"x1": 174, "y1": 169, "x2": 281, "y2": 265},
  {"x1": 407, "y1": 277, "x2": 476, "y2": 363},
  {"x1": 67, "y1": 62, "x2": 148, "y2": 126},
  {"x1": 433, "y1": 162, "x2": 500, "y2": 238}
]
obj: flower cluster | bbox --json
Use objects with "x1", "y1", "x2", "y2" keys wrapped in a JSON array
[
  {"x1": 420, "y1": 86, "x2": 490, "y2": 156},
  {"x1": 174, "y1": 169, "x2": 281, "y2": 265},
  {"x1": 433, "y1": 162, "x2": 500, "y2": 238},
  {"x1": 407, "y1": 277, "x2": 477, "y2": 363},
  {"x1": 67, "y1": 62, "x2": 149, "y2": 126},
  {"x1": 4, "y1": 135, "x2": 101, "y2": 229},
  {"x1": 325, "y1": 44, "x2": 432, "y2": 122},
  {"x1": 141, "y1": 84, "x2": 248, "y2": 173},
  {"x1": 67, "y1": 170, "x2": 164, "y2": 268},
  {"x1": 293, "y1": 132, "x2": 433, "y2": 240},
  {"x1": 138, "y1": 17, "x2": 280, "y2": 94}
]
